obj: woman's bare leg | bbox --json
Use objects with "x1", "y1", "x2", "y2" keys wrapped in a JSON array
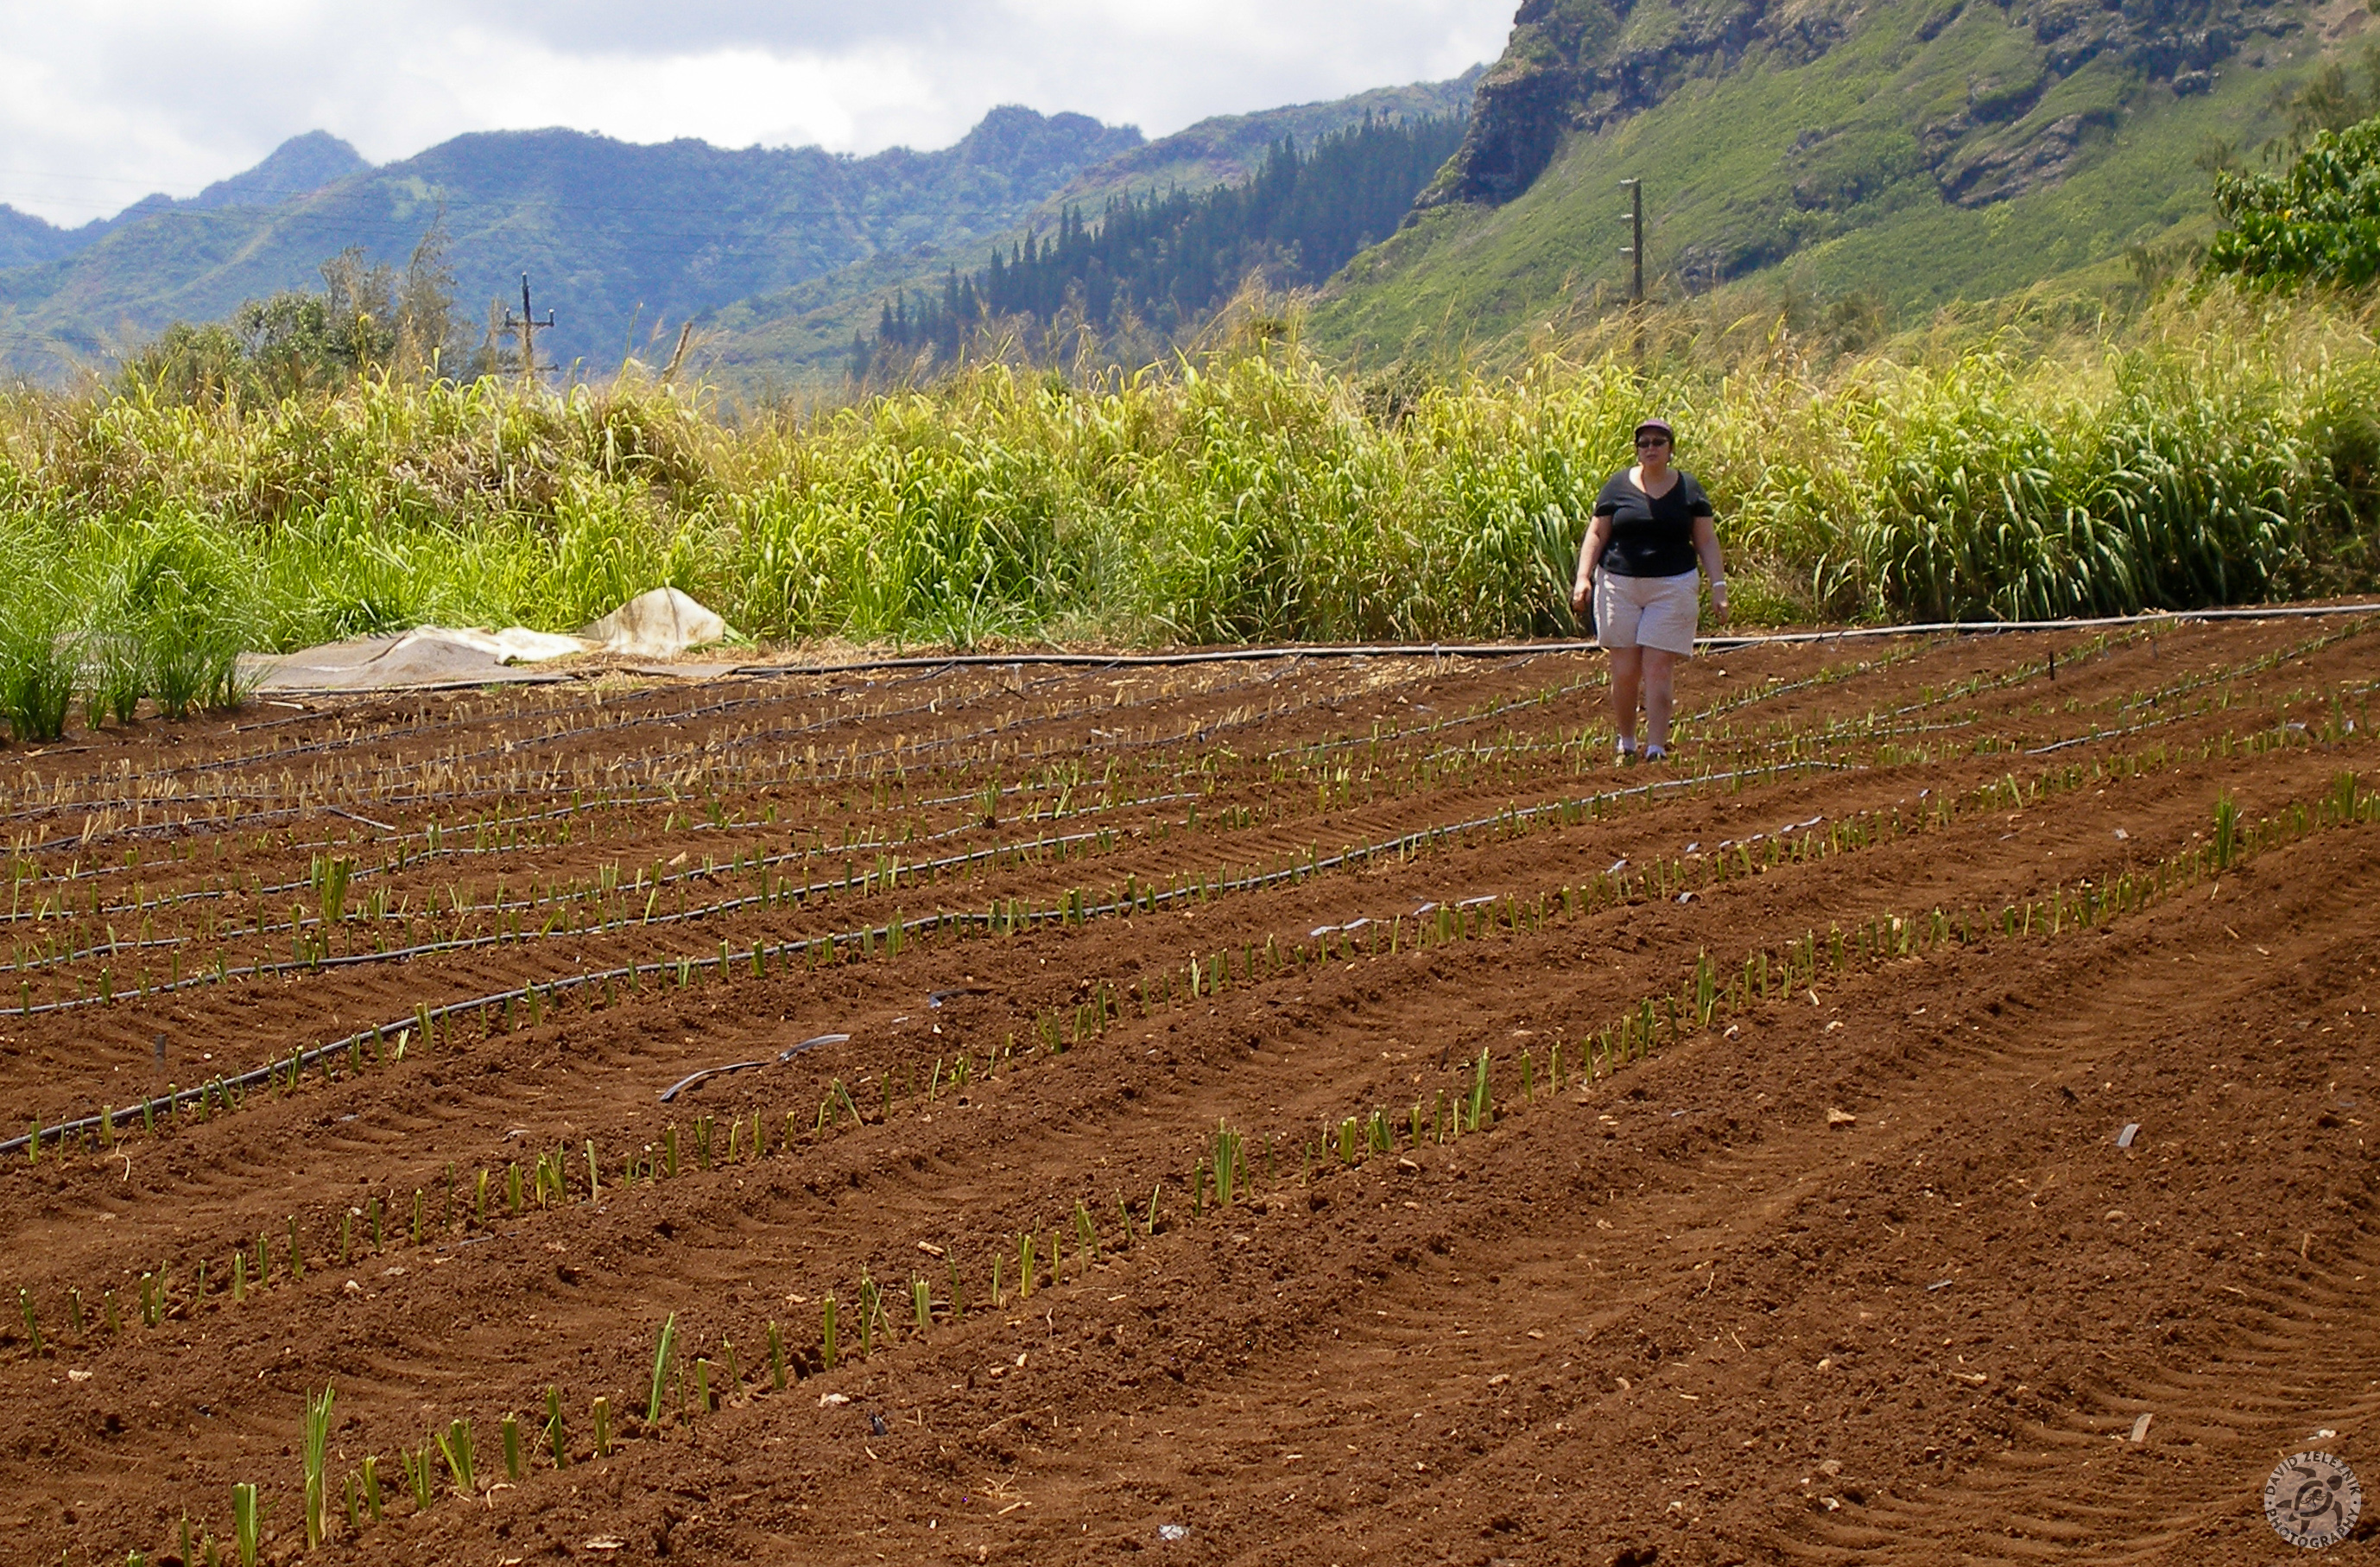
[
  {"x1": 1609, "y1": 646, "x2": 1643, "y2": 748},
  {"x1": 1641, "y1": 648, "x2": 1680, "y2": 749}
]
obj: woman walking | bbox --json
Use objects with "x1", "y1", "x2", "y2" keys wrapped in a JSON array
[{"x1": 1569, "y1": 418, "x2": 1728, "y2": 763}]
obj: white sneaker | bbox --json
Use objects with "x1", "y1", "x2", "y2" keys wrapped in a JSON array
[
  {"x1": 1643, "y1": 742, "x2": 1668, "y2": 764},
  {"x1": 1616, "y1": 739, "x2": 1637, "y2": 765}
]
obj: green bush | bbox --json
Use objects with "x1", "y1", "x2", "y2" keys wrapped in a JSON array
[{"x1": 2206, "y1": 117, "x2": 2380, "y2": 290}]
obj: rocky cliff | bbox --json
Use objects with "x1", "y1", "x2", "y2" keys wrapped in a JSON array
[{"x1": 1421, "y1": 0, "x2": 2288, "y2": 213}]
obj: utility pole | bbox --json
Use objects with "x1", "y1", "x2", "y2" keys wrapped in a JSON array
[
  {"x1": 1618, "y1": 179, "x2": 1645, "y2": 303},
  {"x1": 501, "y1": 274, "x2": 556, "y2": 384}
]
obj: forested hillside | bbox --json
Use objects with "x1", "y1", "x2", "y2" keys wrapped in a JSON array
[
  {"x1": 695, "y1": 74, "x2": 1479, "y2": 389},
  {"x1": 849, "y1": 115, "x2": 1465, "y2": 379}
]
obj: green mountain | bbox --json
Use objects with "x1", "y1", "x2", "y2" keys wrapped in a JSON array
[
  {"x1": 1310, "y1": 0, "x2": 2363, "y2": 364},
  {"x1": 0, "y1": 111, "x2": 1142, "y2": 382}
]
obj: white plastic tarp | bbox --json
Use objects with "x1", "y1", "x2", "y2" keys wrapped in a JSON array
[{"x1": 244, "y1": 587, "x2": 730, "y2": 693}]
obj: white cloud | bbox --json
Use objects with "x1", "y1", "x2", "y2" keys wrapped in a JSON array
[{"x1": 0, "y1": 0, "x2": 1510, "y2": 225}]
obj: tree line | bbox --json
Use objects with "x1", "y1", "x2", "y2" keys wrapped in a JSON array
[
  {"x1": 851, "y1": 113, "x2": 1465, "y2": 380},
  {"x1": 116, "y1": 218, "x2": 516, "y2": 404}
]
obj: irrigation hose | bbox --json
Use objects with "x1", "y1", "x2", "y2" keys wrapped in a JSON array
[
  {"x1": 0, "y1": 755, "x2": 1848, "y2": 1157},
  {"x1": 7, "y1": 608, "x2": 2371, "y2": 1150},
  {"x1": 727, "y1": 599, "x2": 2380, "y2": 676}
]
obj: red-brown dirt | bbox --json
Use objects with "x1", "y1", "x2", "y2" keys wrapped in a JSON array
[{"x1": 2, "y1": 612, "x2": 2376, "y2": 1566}]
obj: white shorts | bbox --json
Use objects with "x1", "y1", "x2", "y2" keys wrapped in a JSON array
[{"x1": 1593, "y1": 569, "x2": 1700, "y2": 655}]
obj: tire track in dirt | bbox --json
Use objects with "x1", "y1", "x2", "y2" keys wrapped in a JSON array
[{"x1": 859, "y1": 823, "x2": 2380, "y2": 1567}]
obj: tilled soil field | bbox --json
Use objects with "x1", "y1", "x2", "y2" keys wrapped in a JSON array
[{"x1": 3, "y1": 613, "x2": 2377, "y2": 1567}]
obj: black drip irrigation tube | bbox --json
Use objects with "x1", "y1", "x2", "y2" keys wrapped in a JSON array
[
  {"x1": 15, "y1": 614, "x2": 2345, "y2": 1007},
  {"x1": 4, "y1": 773, "x2": 1211, "y2": 988},
  {"x1": 723, "y1": 600, "x2": 2380, "y2": 678},
  {"x1": 0, "y1": 651, "x2": 1278, "y2": 844},
  {"x1": 0, "y1": 754, "x2": 1845, "y2": 1158},
  {"x1": 1, "y1": 819, "x2": 1123, "y2": 1021},
  {"x1": 12, "y1": 608, "x2": 2370, "y2": 1151},
  {"x1": 10, "y1": 603, "x2": 2373, "y2": 833}
]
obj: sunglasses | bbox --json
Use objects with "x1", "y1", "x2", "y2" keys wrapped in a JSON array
[{"x1": 1635, "y1": 435, "x2": 1670, "y2": 448}]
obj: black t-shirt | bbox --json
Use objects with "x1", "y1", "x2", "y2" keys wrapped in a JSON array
[{"x1": 1592, "y1": 469, "x2": 1712, "y2": 578}]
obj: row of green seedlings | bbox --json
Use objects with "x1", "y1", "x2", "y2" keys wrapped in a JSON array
[
  {"x1": 1986, "y1": 663, "x2": 2372, "y2": 771},
  {"x1": 0, "y1": 741, "x2": 1197, "y2": 956},
  {"x1": 0, "y1": 624, "x2": 2104, "y2": 961},
  {"x1": 26, "y1": 638, "x2": 1677, "y2": 935},
  {"x1": 3, "y1": 746, "x2": 1848, "y2": 1158},
  {"x1": 0, "y1": 690, "x2": 1098, "y2": 892},
  {"x1": 1389, "y1": 766, "x2": 2370, "y2": 1143},
  {"x1": 1287, "y1": 768, "x2": 2380, "y2": 1179},
  {"x1": 1124, "y1": 746, "x2": 2373, "y2": 1063},
  {"x1": 8, "y1": 1022, "x2": 1117, "y2": 1357},
  {"x1": 139, "y1": 1145, "x2": 1206, "y2": 1565},
  {"x1": 18, "y1": 690, "x2": 2380, "y2": 1152},
  {"x1": 0, "y1": 781, "x2": 1179, "y2": 1014},
  {"x1": 0, "y1": 711, "x2": 1638, "y2": 996},
  {"x1": 1712, "y1": 624, "x2": 2174, "y2": 757},
  {"x1": 21, "y1": 663, "x2": 1677, "y2": 965},
  {"x1": 0, "y1": 633, "x2": 1936, "y2": 906},
  {"x1": 0, "y1": 695, "x2": 1782, "y2": 983},
  {"x1": 127, "y1": 1373, "x2": 625, "y2": 1565},
  {"x1": 37, "y1": 759, "x2": 2371, "y2": 1367},
  {"x1": 22, "y1": 711, "x2": 2278, "y2": 1170},
  {"x1": 0, "y1": 711, "x2": 2258, "y2": 1169},
  {"x1": 301, "y1": 645, "x2": 1288, "y2": 799},
  {"x1": 1376, "y1": 625, "x2": 2174, "y2": 778},
  {"x1": 1302, "y1": 1040, "x2": 1594, "y2": 1176},
  {"x1": 1260, "y1": 639, "x2": 1933, "y2": 773},
  {"x1": 9, "y1": 874, "x2": 1106, "y2": 1158},
  {"x1": 16, "y1": 634, "x2": 1551, "y2": 827},
  {"x1": 132, "y1": 650, "x2": 1087, "y2": 796},
  {"x1": 1718, "y1": 625, "x2": 2363, "y2": 769},
  {"x1": 4, "y1": 722, "x2": 1380, "y2": 995},
  {"x1": 58, "y1": 724, "x2": 2211, "y2": 1190},
  {"x1": 1124, "y1": 786, "x2": 1941, "y2": 1016},
  {"x1": 12, "y1": 745, "x2": 1185, "y2": 950},
  {"x1": 69, "y1": 752, "x2": 2376, "y2": 1562},
  {"x1": 1378, "y1": 642, "x2": 1970, "y2": 781},
  {"x1": 14, "y1": 657, "x2": 1193, "y2": 874},
  {"x1": 0, "y1": 634, "x2": 2022, "y2": 901}
]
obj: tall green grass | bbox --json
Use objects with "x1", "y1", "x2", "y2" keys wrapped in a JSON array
[{"x1": 0, "y1": 281, "x2": 2372, "y2": 726}]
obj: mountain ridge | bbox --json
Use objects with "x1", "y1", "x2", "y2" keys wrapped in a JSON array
[
  {"x1": 0, "y1": 131, "x2": 373, "y2": 275},
  {"x1": 0, "y1": 111, "x2": 1144, "y2": 381}
]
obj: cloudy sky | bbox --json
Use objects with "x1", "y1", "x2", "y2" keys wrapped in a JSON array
[{"x1": 0, "y1": 1, "x2": 1513, "y2": 226}]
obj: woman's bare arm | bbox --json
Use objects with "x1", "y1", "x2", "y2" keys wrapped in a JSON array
[
  {"x1": 1572, "y1": 516, "x2": 1611, "y2": 617},
  {"x1": 1692, "y1": 515, "x2": 1728, "y2": 623}
]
